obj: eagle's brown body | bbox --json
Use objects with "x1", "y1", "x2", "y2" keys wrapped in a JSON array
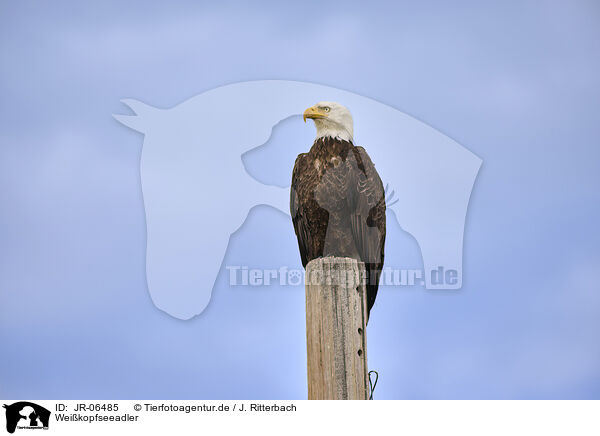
[{"x1": 290, "y1": 136, "x2": 386, "y2": 319}]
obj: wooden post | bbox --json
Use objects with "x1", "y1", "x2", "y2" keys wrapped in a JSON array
[{"x1": 305, "y1": 257, "x2": 369, "y2": 400}]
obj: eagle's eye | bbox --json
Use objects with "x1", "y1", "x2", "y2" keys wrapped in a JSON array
[{"x1": 323, "y1": 106, "x2": 330, "y2": 113}]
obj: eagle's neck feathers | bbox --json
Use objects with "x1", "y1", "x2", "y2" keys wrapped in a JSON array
[
  {"x1": 309, "y1": 136, "x2": 354, "y2": 159},
  {"x1": 313, "y1": 119, "x2": 353, "y2": 143}
]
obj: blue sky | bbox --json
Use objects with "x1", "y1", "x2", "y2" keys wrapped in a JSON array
[{"x1": 1, "y1": 0, "x2": 599, "y2": 399}]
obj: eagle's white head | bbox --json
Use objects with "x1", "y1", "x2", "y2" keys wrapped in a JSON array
[{"x1": 303, "y1": 101, "x2": 353, "y2": 142}]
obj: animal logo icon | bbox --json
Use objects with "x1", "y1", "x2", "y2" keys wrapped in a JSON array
[{"x1": 3, "y1": 402, "x2": 50, "y2": 434}]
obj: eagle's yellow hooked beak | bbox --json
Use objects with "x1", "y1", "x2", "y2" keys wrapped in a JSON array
[{"x1": 303, "y1": 105, "x2": 328, "y2": 122}]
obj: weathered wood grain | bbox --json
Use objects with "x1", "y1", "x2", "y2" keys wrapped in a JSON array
[{"x1": 305, "y1": 257, "x2": 368, "y2": 400}]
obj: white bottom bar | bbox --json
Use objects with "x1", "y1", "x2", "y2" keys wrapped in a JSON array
[{"x1": 1, "y1": 400, "x2": 598, "y2": 436}]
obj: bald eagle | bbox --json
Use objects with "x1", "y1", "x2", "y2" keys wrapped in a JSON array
[{"x1": 290, "y1": 102, "x2": 386, "y2": 320}]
